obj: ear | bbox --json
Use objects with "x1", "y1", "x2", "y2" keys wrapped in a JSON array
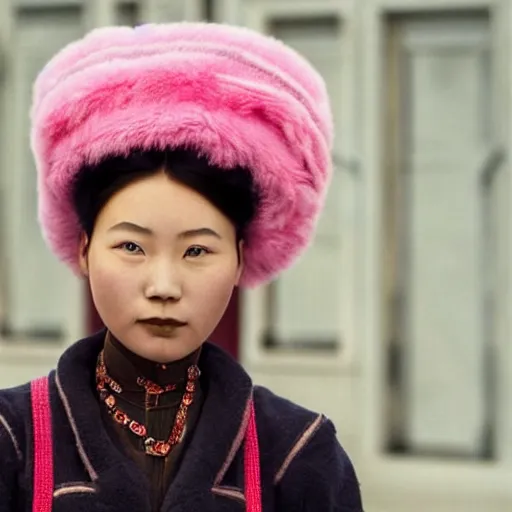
[
  {"x1": 235, "y1": 240, "x2": 245, "y2": 286},
  {"x1": 78, "y1": 232, "x2": 90, "y2": 277}
]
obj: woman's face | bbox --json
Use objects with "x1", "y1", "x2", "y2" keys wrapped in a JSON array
[{"x1": 79, "y1": 171, "x2": 243, "y2": 363}]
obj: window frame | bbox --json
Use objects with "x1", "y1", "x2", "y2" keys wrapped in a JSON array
[{"x1": 0, "y1": 1, "x2": 91, "y2": 370}]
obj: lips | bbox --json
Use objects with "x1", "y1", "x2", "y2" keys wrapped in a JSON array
[{"x1": 138, "y1": 318, "x2": 187, "y2": 328}]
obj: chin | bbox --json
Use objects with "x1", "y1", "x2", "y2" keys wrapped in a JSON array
[{"x1": 139, "y1": 335, "x2": 198, "y2": 363}]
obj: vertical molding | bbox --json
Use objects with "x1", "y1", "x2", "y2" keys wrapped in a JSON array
[
  {"x1": 497, "y1": 0, "x2": 512, "y2": 466},
  {"x1": 359, "y1": 0, "x2": 386, "y2": 459},
  {"x1": 140, "y1": 0, "x2": 204, "y2": 22},
  {"x1": 212, "y1": 0, "x2": 242, "y2": 24},
  {"x1": 140, "y1": 0, "x2": 185, "y2": 22},
  {"x1": 183, "y1": 0, "x2": 205, "y2": 21},
  {"x1": 0, "y1": 0, "x2": 14, "y2": 327},
  {"x1": 85, "y1": 0, "x2": 117, "y2": 28}
]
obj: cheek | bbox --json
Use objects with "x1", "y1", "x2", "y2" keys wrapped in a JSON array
[
  {"x1": 88, "y1": 252, "x2": 134, "y2": 321},
  {"x1": 188, "y1": 266, "x2": 238, "y2": 327}
]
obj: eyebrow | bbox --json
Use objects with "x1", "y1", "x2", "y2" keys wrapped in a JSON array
[
  {"x1": 108, "y1": 222, "x2": 153, "y2": 235},
  {"x1": 178, "y1": 228, "x2": 221, "y2": 240},
  {"x1": 108, "y1": 222, "x2": 221, "y2": 239}
]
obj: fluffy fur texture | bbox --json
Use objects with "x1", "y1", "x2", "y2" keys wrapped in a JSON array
[{"x1": 31, "y1": 22, "x2": 333, "y2": 286}]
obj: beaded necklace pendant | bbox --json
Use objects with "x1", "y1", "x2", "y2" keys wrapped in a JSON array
[{"x1": 95, "y1": 350, "x2": 200, "y2": 457}]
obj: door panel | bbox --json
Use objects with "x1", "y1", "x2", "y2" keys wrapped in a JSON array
[
  {"x1": 5, "y1": 6, "x2": 84, "y2": 338},
  {"x1": 390, "y1": 14, "x2": 492, "y2": 455},
  {"x1": 265, "y1": 16, "x2": 345, "y2": 350}
]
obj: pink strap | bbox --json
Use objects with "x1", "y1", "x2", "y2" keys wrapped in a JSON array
[
  {"x1": 30, "y1": 376, "x2": 54, "y2": 512},
  {"x1": 244, "y1": 400, "x2": 262, "y2": 512},
  {"x1": 30, "y1": 376, "x2": 259, "y2": 512}
]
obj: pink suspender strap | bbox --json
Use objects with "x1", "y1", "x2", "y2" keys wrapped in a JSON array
[
  {"x1": 30, "y1": 376, "x2": 259, "y2": 512},
  {"x1": 244, "y1": 399, "x2": 262, "y2": 512},
  {"x1": 30, "y1": 376, "x2": 54, "y2": 512}
]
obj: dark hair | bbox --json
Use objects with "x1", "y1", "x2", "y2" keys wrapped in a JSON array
[{"x1": 72, "y1": 148, "x2": 260, "y2": 249}]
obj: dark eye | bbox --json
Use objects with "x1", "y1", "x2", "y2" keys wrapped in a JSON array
[
  {"x1": 119, "y1": 242, "x2": 143, "y2": 254},
  {"x1": 185, "y1": 246, "x2": 209, "y2": 258}
]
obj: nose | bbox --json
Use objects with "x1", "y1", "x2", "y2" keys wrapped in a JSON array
[{"x1": 144, "y1": 259, "x2": 182, "y2": 302}]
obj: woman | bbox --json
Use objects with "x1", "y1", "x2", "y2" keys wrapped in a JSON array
[{"x1": 0, "y1": 22, "x2": 362, "y2": 511}]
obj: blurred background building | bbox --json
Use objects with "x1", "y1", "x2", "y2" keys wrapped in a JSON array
[{"x1": 0, "y1": 0, "x2": 511, "y2": 510}]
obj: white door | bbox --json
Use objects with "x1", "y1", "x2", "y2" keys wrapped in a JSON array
[
  {"x1": 393, "y1": 14, "x2": 492, "y2": 455},
  {"x1": 5, "y1": 5, "x2": 84, "y2": 338}
]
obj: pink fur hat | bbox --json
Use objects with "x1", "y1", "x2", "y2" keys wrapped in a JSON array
[{"x1": 31, "y1": 22, "x2": 333, "y2": 287}]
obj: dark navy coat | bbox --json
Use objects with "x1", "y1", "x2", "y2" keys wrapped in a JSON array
[{"x1": 0, "y1": 331, "x2": 363, "y2": 511}]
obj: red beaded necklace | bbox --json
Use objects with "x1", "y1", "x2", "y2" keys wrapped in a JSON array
[{"x1": 95, "y1": 350, "x2": 200, "y2": 457}]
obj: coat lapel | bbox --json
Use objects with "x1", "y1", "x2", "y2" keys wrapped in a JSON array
[
  {"x1": 161, "y1": 342, "x2": 253, "y2": 511},
  {"x1": 55, "y1": 332, "x2": 151, "y2": 511}
]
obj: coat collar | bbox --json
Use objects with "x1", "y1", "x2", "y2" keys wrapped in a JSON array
[
  {"x1": 103, "y1": 330, "x2": 202, "y2": 393},
  {"x1": 55, "y1": 330, "x2": 253, "y2": 511}
]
